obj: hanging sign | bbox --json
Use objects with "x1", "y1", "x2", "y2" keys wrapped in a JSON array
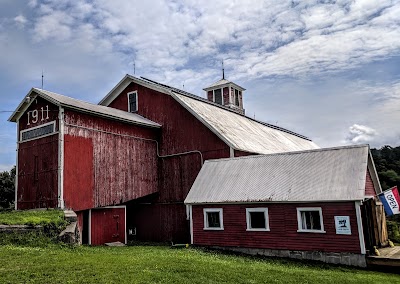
[{"x1": 334, "y1": 216, "x2": 351, "y2": 235}]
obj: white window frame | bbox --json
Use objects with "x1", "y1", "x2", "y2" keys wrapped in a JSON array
[
  {"x1": 127, "y1": 91, "x2": 138, "y2": 113},
  {"x1": 297, "y1": 207, "x2": 325, "y2": 233},
  {"x1": 203, "y1": 208, "x2": 224, "y2": 230},
  {"x1": 246, "y1": 208, "x2": 270, "y2": 231}
]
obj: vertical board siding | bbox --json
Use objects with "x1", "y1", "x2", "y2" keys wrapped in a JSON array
[
  {"x1": 17, "y1": 98, "x2": 59, "y2": 209},
  {"x1": 63, "y1": 110, "x2": 159, "y2": 210},
  {"x1": 192, "y1": 202, "x2": 361, "y2": 254},
  {"x1": 90, "y1": 207, "x2": 126, "y2": 245},
  {"x1": 223, "y1": 87, "x2": 229, "y2": 105},
  {"x1": 365, "y1": 170, "x2": 376, "y2": 196},
  {"x1": 109, "y1": 83, "x2": 231, "y2": 242}
]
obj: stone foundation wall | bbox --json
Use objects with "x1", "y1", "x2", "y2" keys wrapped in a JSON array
[{"x1": 209, "y1": 246, "x2": 367, "y2": 267}]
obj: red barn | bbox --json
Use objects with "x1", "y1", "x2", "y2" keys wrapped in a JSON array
[
  {"x1": 184, "y1": 145, "x2": 385, "y2": 267},
  {"x1": 9, "y1": 75, "x2": 335, "y2": 245}
]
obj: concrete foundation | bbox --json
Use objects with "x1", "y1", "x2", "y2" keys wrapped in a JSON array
[{"x1": 209, "y1": 246, "x2": 367, "y2": 267}]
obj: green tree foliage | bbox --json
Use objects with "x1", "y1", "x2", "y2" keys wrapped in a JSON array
[
  {"x1": 0, "y1": 166, "x2": 15, "y2": 210},
  {"x1": 371, "y1": 145, "x2": 400, "y2": 190}
]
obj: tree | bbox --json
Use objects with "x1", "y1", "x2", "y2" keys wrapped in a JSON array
[
  {"x1": 371, "y1": 146, "x2": 400, "y2": 190},
  {"x1": 0, "y1": 166, "x2": 16, "y2": 209}
]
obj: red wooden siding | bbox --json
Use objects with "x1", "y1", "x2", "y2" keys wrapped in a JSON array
[
  {"x1": 63, "y1": 110, "x2": 159, "y2": 210},
  {"x1": 17, "y1": 97, "x2": 59, "y2": 209},
  {"x1": 90, "y1": 207, "x2": 126, "y2": 245},
  {"x1": 192, "y1": 202, "x2": 361, "y2": 254},
  {"x1": 365, "y1": 169, "x2": 375, "y2": 196},
  {"x1": 234, "y1": 150, "x2": 257, "y2": 157},
  {"x1": 109, "y1": 83, "x2": 231, "y2": 242},
  {"x1": 207, "y1": 91, "x2": 213, "y2": 101}
]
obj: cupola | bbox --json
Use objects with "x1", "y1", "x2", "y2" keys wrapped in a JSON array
[{"x1": 203, "y1": 73, "x2": 246, "y2": 115}]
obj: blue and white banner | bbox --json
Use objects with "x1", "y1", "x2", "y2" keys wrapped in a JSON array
[{"x1": 378, "y1": 186, "x2": 400, "y2": 216}]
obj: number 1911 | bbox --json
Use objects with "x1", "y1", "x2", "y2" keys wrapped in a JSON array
[{"x1": 27, "y1": 105, "x2": 49, "y2": 125}]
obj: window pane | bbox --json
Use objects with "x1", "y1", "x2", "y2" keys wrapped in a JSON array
[
  {"x1": 301, "y1": 211, "x2": 321, "y2": 230},
  {"x1": 207, "y1": 212, "x2": 221, "y2": 228},
  {"x1": 235, "y1": 89, "x2": 239, "y2": 106},
  {"x1": 214, "y1": 89, "x2": 222, "y2": 105},
  {"x1": 250, "y1": 211, "x2": 266, "y2": 229},
  {"x1": 129, "y1": 93, "x2": 137, "y2": 112}
]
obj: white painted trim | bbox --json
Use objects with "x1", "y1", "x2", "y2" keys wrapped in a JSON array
[
  {"x1": 124, "y1": 206, "x2": 127, "y2": 244},
  {"x1": 246, "y1": 208, "x2": 270, "y2": 231},
  {"x1": 88, "y1": 209, "x2": 92, "y2": 245},
  {"x1": 296, "y1": 207, "x2": 325, "y2": 233},
  {"x1": 58, "y1": 107, "x2": 65, "y2": 209},
  {"x1": 127, "y1": 91, "x2": 138, "y2": 113},
  {"x1": 189, "y1": 205, "x2": 193, "y2": 244},
  {"x1": 19, "y1": 120, "x2": 56, "y2": 142},
  {"x1": 203, "y1": 208, "x2": 224, "y2": 230},
  {"x1": 355, "y1": 201, "x2": 366, "y2": 254},
  {"x1": 367, "y1": 149, "x2": 383, "y2": 195},
  {"x1": 229, "y1": 147, "x2": 234, "y2": 158},
  {"x1": 15, "y1": 120, "x2": 19, "y2": 210}
]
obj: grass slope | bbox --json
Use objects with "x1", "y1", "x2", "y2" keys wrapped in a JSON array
[
  {"x1": 0, "y1": 209, "x2": 65, "y2": 226},
  {"x1": 0, "y1": 245, "x2": 398, "y2": 284}
]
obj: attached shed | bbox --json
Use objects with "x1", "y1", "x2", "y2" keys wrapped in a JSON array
[{"x1": 185, "y1": 145, "x2": 386, "y2": 267}]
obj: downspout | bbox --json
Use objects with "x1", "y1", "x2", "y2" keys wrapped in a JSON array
[{"x1": 58, "y1": 107, "x2": 65, "y2": 209}]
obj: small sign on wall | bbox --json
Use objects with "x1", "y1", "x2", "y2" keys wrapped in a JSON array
[{"x1": 334, "y1": 216, "x2": 351, "y2": 235}]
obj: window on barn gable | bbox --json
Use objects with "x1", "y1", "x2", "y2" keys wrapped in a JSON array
[
  {"x1": 213, "y1": 89, "x2": 222, "y2": 105},
  {"x1": 297, "y1": 207, "x2": 325, "y2": 233},
  {"x1": 246, "y1": 208, "x2": 270, "y2": 231},
  {"x1": 203, "y1": 208, "x2": 224, "y2": 230},
  {"x1": 128, "y1": 91, "x2": 138, "y2": 113}
]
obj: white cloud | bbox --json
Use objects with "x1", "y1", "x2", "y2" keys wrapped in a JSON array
[
  {"x1": 14, "y1": 14, "x2": 27, "y2": 28},
  {"x1": 345, "y1": 124, "x2": 378, "y2": 144}
]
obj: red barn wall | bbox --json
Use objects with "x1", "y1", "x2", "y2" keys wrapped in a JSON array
[
  {"x1": 63, "y1": 110, "x2": 159, "y2": 211},
  {"x1": 365, "y1": 169, "x2": 376, "y2": 196},
  {"x1": 223, "y1": 87, "x2": 229, "y2": 105},
  {"x1": 17, "y1": 97, "x2": 59, "y2": 209},
  {"x1": 108, "y1": 83, "x2": 231, "y2": 242},
  {"x1": 234, "y1": 150, "x2": 257, "y2": 157},
  {"x1": 192, "y1": 202, "x2": 361, "y2": 254}
]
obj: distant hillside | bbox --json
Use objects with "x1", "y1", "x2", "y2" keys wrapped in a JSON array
[{"x1": 371, "y1": 145, "x2": 400, "y2": 190}]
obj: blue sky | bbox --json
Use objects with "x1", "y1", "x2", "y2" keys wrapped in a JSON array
[{"x1": 1, "y1": 0, "x2": 399, "y2": 171}]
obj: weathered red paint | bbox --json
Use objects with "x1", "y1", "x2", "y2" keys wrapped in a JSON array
[
  {"x1": 90, "y1": 207, "x2": 126, "y2": 245},
  {"x1": 234, "y1": 150, "x2": 257, "y2": 157},
  {"x1": 207, "y1": 91, "x2": 213, "y2": 102},
  {"x1": 365, "y1": 169, "x2": 376, "y2": 196},
  {"x1": 63, "y1": 109, "x2": 159, "y2": 210},
  {"x1": 108, "y1": 83, "x2": 231, "y2": 242},
  {"x1": 17, "y1": 97, "x2": 59, "y2": 209},
  {"x1": 223, "y1": 87, "x2": 229, "y2": 105},
  {"x1": 192, "y1": 202, "x2": 361, "y2": 254}
]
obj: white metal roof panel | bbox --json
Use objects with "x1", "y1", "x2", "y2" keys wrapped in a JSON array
[
  {"x1": 185, "y1": 145, "x2": 371, "y2": 204},
  {"x1": 9, "y1": 88, "x2": 160, "y2": 128},
  {"x1": 173, "y1": 93, "x2": 319, "y2": 154}
]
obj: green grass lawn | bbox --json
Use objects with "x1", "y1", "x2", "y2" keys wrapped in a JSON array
[
  {"x1": 0, "y1": 209, "x2": 66, "y2": 226},
  {"x1": 0, "y1": 245, "x2": 398, "y2": 284}
]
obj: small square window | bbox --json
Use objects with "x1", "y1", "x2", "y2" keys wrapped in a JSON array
[
  {"x1": 203, "y1": 208, "x2": 223, "y2": 230},
  {"x1": 128, "y1": 91, "x2": 138, "y2": 113},
  {"x1": 246, "y1": 208, "x2": 269, "y2": 231},
  {"x1": 297, "y1": 207, "x2": 325, "y2": 233}
]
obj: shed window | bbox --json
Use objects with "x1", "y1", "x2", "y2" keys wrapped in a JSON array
[
  {"x1": 203, "y1": 208, "x2": 223, "y2": 230},
  {"x1": 128, "y1": 91, "x2": 138, "y2": 113},
  {"x1": 297, "y1": 207, "x2": 325, "y2": 233},
  {"x1": 246, "y1": 208, "x2": 269, "y2": 231},
  {"x1": 213, "y1": 89, "x2": 222, "y2": 105}
]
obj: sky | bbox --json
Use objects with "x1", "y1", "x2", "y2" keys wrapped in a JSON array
[{"x1": 0, "y1": 0, "x2": 399, "y2": 171}]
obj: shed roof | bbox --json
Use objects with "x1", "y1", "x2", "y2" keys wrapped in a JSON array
[
  {"x1": 9, "y1": 88, "x2": 161, "y2": 128},
  {"x1": 184, "y1": 145, "x2": 381, "y2": 204},
  {"x1": 99, "y1": 75, "x2": 318, "y2": 154}
]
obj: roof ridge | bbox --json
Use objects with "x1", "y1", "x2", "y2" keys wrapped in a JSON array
[
  {"x1": 138, "y1": 76, "x2": 312, "y2": 141},
  {"x1": 204, "y1": 144, "x2": 369, "y2": 164}
]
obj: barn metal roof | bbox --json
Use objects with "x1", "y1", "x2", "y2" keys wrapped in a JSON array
[
  {"x1": 172, "y1": 93, "x2": 319, "y2": 154},
  {"x1": 185, "y1": 145, "x2": 380, "y2": 204},
  {"x1": 9, "y1": 88, "x2": 161, "y2": 128}
]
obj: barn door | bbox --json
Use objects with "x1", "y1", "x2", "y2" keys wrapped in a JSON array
[
  {"x1": 361, "y1": 199, "x2": 388, "y2": 252},
  {"x1": 90, "y1": 206, "x2": 126, "y2": 245}
]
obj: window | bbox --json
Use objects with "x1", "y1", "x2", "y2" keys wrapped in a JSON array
[
  {"x1": 203, "y1": 208, "x2": 223, "y2": 230},
  {"x1": 128, "y1": 91, "x2": 138, "y2": 112},
  {"x1": 297, "y1": 207, "x2": 325, "y2": 233},
  {"x1": 246, "y1": 208, "x2": 269, "y2": 231},
  {"x1": 234, "y1": 89, "x2": 240, "y2": 106},
  {"x1": 213, "y1": 89, "x2": 222, "y2": 105}
]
